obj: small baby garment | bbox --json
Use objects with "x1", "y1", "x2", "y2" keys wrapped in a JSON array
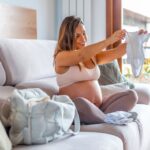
[
  {"x1": 104, "y1": 111, "x2": 138, "y2": 125},
  {"x1": 125, "y1": 32, "x2": 150, "y2": 77}
]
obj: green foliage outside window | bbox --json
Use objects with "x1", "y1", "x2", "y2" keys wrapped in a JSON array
[{"x1": 123, "y1": 58, "x2": 150, "y2": 84}]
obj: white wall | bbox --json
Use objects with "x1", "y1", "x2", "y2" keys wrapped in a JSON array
[
  {"x1": 91, "y1": 0, "x2": 106, "y2": 43},
  {"x1": 0, "y1": 0, "x2": 56, "y2": 40},
  {"x1": 55, "y1": 0, "x2": 92, "y2": 42},
  {"x1": 0, "y1": 0, "x2": 106, "y2": 41},
  {"x1": 55, "y1": 0, "x2": 106, "y2": 43}
]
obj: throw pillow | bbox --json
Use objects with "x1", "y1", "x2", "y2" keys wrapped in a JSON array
[
  {"x1": 98, "y1": 60, "x2": 134, "y2": 89},
  {"x1": 0, "y1": 121, "x2": 12, "y2": 150},
  {"x1": 101, "y1": 84, "x2": 128, "y2": 100}
]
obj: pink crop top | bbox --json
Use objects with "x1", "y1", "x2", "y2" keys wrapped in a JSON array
[{"x1": 56, "y1": 65, "x2": 100, "y2": 88}]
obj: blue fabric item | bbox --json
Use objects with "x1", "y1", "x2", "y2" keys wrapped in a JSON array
[{"x1": 104, "y1": 111, "x2": 138, "y2": 125}]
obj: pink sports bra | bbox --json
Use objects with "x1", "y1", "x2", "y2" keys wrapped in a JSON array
[{"x1": 56, "y1": 65, "x2": 100, "y2": 88}]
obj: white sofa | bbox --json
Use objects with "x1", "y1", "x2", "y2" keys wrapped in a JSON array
[{"x1": 0, "y1": 38, "x2": 150, "y2": 150}]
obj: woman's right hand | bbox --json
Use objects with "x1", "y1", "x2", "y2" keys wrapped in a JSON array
[{"x1": 108, "y1": 29, "x2": 126, "y2": 44}]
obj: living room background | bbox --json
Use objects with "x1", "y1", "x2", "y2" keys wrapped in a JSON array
[{"x1": 0, "y1": 0, "x2": 106, "y2": 43}]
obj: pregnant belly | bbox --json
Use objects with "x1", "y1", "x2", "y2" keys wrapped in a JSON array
[{"x1": 59, "y1": 80, "x2": 102, "y2": 107}]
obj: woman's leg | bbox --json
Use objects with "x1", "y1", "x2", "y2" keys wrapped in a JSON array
[
  {"x1": 73, "y1": 97, "x2": 105, "y2": 124},
  {"x1": 101, "y1": 89, "x2": 138, "y2": 113}
]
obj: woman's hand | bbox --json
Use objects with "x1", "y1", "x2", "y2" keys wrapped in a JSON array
[
  {"x1": 108, "y1": 29, "x2": 126, "y2": 44},
  {"x1": 138, "y1": 29, "x2": 148, "y2": 34}
]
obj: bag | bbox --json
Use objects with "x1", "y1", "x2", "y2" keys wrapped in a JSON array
[{"x1": 8, "y1": 88, "x2": 80, "y2": 146}]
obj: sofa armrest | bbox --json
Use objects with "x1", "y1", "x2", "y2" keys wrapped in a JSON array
[
  {"x1": 0, "y1": 86, "x2": 15, "y2": 126},
  {"x1": 134, "y1": 83, "x2": 150, "y2": 104},
  {"x1": 0, "y1": 62, "x2": 6, "y2": 86}
]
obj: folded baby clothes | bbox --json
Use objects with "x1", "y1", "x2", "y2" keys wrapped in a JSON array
[
  {"x1": 125, "y1": 32, "x2": 150, "y2": 77},
  {"x1": 104, "y1": 111, "x2": 138, "y2": 125}
]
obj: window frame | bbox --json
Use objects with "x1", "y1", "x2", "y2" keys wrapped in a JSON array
[{"x1": 106, "y1": 0, "x2": 122, "y2": 70}]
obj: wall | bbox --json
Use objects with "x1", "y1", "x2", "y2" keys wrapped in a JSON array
[
  {"x1": 91, "y1": 0, "x2": 106, "y2": 43},
  {"x1": 0, "y1": 0, "x2": 56, "y2": 40},
  {"x1": 56, "y1": 0, "x2": 92, "y2": 42},
  {"x1": 0, "y1": 0, "x2": 106, "y2": 41}
]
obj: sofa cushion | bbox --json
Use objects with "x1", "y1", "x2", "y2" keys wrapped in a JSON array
[
  {"x1": 134, "y1": 83, "x2": 150, "y2": 104},
  {"x1": 13, "y1": 132, "x2": 123, "y2": 150},
  {"x1": 0, "y1": 62, "x2": 6, "y2": 85},
  {"x1": 0, "y1": 121, "x2": 12, "y2": 150},
  {"x1": 16, "y1": 77, "x2": 59, "y2": 96},
  {"x1": 80, "y1": 104, "x2": 150, "y2": 150},
  {"x1": 0, "y1": 98, "x2": 10, "y2": 126},
  {"x1": 0, "y1": 86, "x2": 15, "y2": 127},
  {"x1": 0, "y1": 39, "x2": 57, "y2": 85}
]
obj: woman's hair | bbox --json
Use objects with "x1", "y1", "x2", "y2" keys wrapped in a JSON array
[{"x1": 54, "y1": 16, "x2": 83, "y2": 59}]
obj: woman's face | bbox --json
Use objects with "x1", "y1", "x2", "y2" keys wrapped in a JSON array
[{"x1": 74, "y1": 24, "x2": 87, "y2": 49}]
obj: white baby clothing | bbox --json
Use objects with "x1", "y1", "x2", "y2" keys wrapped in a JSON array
[
  {"x1": 104, "y1": 111, "x2": 142, "y2": 140},
  {"x1": 125, "y1": 32, "x2": 150, "y2": 77},
  {"x1": 104, "y1": 111, "x2": 138, "y2": 125}
]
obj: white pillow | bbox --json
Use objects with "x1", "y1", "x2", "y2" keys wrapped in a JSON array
[
  {"x1": 0, "y1": 62, "x2": 6, "y2": 85},
  {"x1": 0, "y1": 39, "x2": 57, "y2": 85},
  {"x1": 0, "y1": 121, "x2": 12, "y2": 150}
]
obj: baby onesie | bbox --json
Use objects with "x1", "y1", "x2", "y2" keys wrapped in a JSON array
[{"x1": 125, "y1": 32, "x2": 150, "y2": 77}]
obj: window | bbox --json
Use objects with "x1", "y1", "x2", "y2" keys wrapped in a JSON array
[
  {"x1": 106, "y1": 0, "x2": 150, "y2": 84},
  {"x1": 122, "y1": 0, "x2": 150, "y2": 83}
]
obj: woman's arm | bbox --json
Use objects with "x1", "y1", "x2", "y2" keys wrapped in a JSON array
[
  {"x1": 94, "y1": 29, "x2": 147, "y2": 65},
  {"x1": 55, "y1": 30, "x2": 126, "y2": 67},
  {"x1": 95, "y1": 43, "x2": 127, "y2": 65}
]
